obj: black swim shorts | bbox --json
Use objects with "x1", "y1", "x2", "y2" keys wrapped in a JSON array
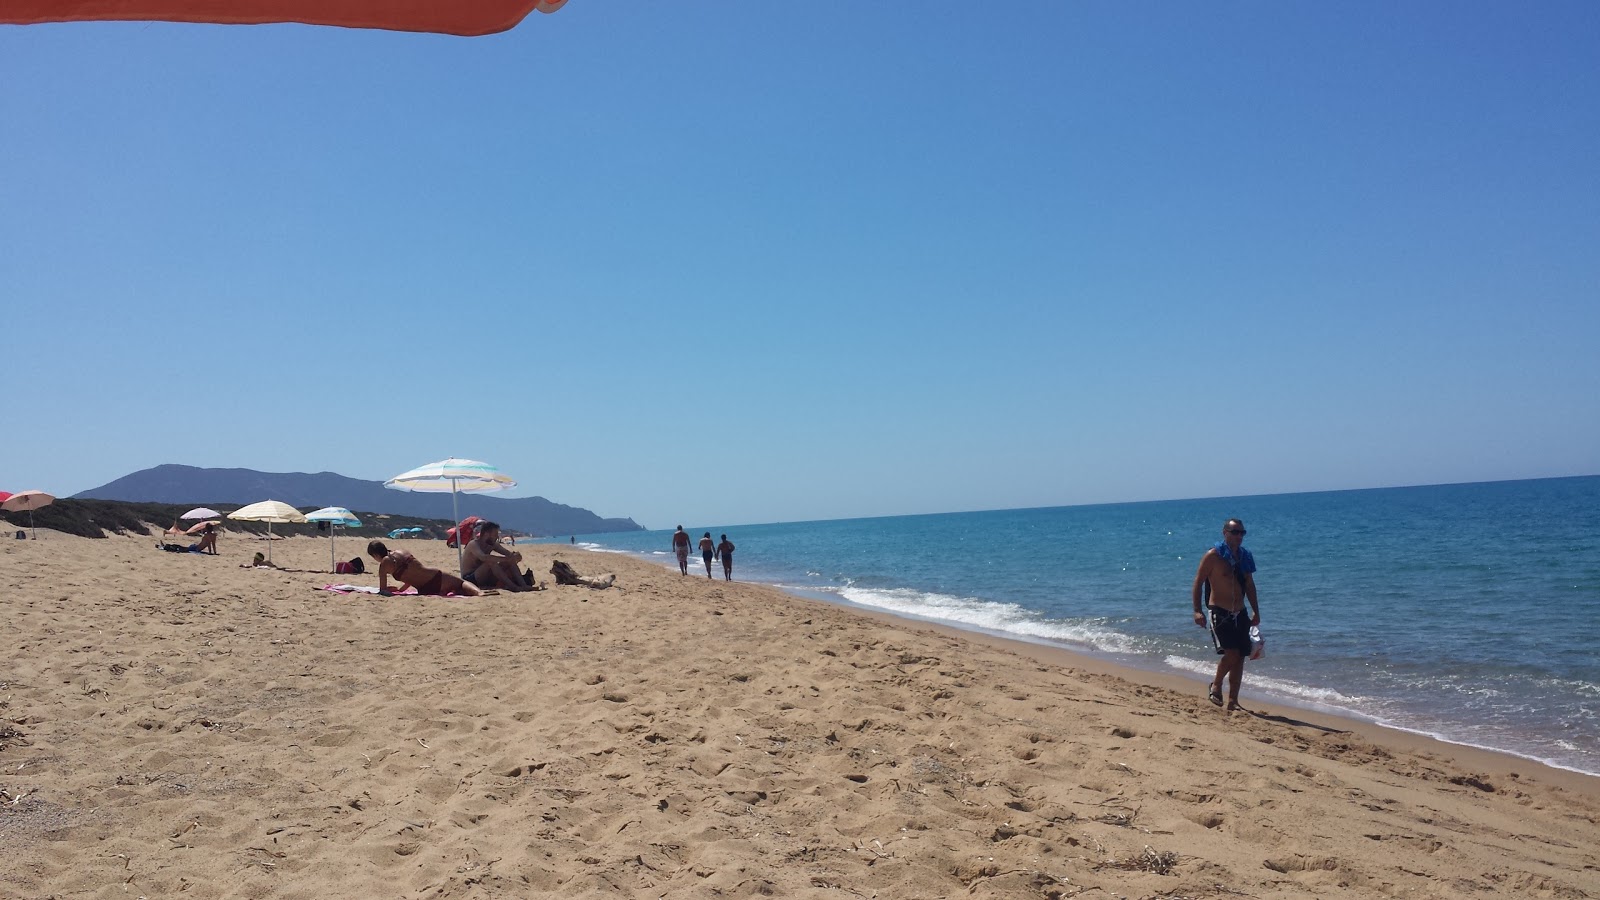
[{"x1": 1208, "y1": 607, "x2": 1253, "y2": 656}]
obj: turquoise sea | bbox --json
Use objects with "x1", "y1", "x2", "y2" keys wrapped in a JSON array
[{"x1": 541, "y1": 476, "x2": 1600, "y2": 776}]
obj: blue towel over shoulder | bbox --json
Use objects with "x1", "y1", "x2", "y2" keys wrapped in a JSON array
[{"x1": 1213, "y1": 542, "x2": 1256, "y2": 574}]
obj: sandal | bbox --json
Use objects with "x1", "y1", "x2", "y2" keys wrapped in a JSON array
[{"x1": 1208, "y1": 685, "x2": 1224, "y2": 707}]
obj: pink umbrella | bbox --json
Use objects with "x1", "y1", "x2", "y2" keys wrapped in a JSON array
[
  {"x1": 0, "y1": 491, "x2": 12, "y2": 504},
  {"x1": 2, "y1": 490, "x2": 56, "y2": 539}
]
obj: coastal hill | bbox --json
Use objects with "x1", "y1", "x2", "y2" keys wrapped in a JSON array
[{"x1": 72, "y1": 464, "x2": 643, "y2": 537}]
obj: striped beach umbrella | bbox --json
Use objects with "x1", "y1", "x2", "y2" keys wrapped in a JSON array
[
  {"x1": 305, "y1": 506, "x2": 362, "y2": 573},
  {"x1": 385, "y1": 457, "x2": 515, "y2": 570}
]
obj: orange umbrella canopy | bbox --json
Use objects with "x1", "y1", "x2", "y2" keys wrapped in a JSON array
[{"x1": 0, "y1": 0, "x2": 566, "y2": 35}]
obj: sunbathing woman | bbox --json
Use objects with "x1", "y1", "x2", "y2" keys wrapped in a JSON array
[
  {"x1": 192, "y1": 523, "x2": 218, "y2": 555},
  {"x1": 367, "y1": 540, "x2": 482, "y2": 597}
]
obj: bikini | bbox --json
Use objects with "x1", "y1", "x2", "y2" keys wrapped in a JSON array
[{"x1": 389, "y1": 551, "x2": 445, "y2": 595}]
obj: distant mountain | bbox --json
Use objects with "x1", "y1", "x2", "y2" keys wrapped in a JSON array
[{"x1": 74, "y1": 464, "x2": 643, "y2": 536}]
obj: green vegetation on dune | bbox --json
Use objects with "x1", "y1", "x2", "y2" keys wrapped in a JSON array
[{"x1": 0, "y1": 498, "x2": 458, "y2": 541}]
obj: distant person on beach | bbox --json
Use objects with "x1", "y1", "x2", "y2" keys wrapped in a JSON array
[
  {"x1": 1191, "y1": 518, "x2": 1260, "y2": 711},
  {"x1": 193, "y1": 522, "x2": 218, "y2": 555},
  {"x1": 698, "y1": 532, "x2": 716, "y2": 579},
  {"x1": 462, "y1": 521, "x2": 537, "y2": 591},
  {"x1": 672, "y1": 526, "x2": 691, "y2": 575},
  {"x1": 241, "y1": 552, "x2": 281, "y2": 569},
  {"x1": 368, "y1": 540, "x2": 482, "y2": 597},
  {"x1": 716, "y1": 534, "x2": 735, "y2": 581}
]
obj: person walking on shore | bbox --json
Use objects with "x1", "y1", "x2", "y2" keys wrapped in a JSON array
[
  {"x1": 716, "y1": 534, "x2": 735, "y2": 581},
  {"x1": 698, "y1": 532, "x2": 716, "y2": 579},
  {"x1": 1191, "y1": 519, "x2": 1260, "y2": 711},
  {"x1": 672, "y1": 526, "x2": 691, "y2": 575}
]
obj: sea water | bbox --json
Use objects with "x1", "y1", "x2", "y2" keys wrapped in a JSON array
[{"x1": 545, "y1": 476, "x2": 1600, "y2": 776}]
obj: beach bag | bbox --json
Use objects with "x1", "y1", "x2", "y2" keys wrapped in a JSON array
[
  {"x1": 334, "y1": 557, "x2": 366, "y2": 575},
  {"x1": 446, "y1": 515, "x2": 483, "y2": 548}
]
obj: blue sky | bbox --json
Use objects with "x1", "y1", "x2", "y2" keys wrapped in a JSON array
[{"x1": 3, "y1": 3, "x2": 1597, "y2": 529}]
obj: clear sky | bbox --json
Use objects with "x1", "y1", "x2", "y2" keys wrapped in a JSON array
[{"x1": 3, "y1": 3, "x2": 1597, "y2": 530}]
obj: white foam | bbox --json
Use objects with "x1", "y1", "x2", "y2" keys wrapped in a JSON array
[
  {"x1": 1154, "y1": 657, "x2": 1600, "y2": 778},
  {"x1": 834, "y1": 584, "x2": 1149, "y2": 655},
  {"x1": 1162, "y1": 655, "x2": 1362, "y2": 706}
]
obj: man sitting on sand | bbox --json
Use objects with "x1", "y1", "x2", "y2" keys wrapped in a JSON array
[{"x1": 462, "y1": 521, "x2": 539, "y2": 592}]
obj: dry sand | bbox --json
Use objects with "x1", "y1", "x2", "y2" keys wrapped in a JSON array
[{"x1": 2, "y1": 529, "x2": 1596, "y2": 899}]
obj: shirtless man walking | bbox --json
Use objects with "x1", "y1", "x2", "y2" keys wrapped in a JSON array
[
  {"x1": 672, "y1": 526, "x2": 691, "y2": 575},
  {"x1": 716, "y1": 534, "x2": 735, "y2": 581},
  {"x1": 1191, "y1": 519, "x2": 1260, "y2": 710},
  {"x1": 463, "y1": 521, "x2": 535, "y2": 591}
]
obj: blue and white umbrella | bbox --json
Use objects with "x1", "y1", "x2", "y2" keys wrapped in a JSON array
[
  {"x1": 305, "y1": 506, "x2": 362, "y2": 573},
  {"x1": 384, "y1": 457, "x2": 516, "y2": 570}
]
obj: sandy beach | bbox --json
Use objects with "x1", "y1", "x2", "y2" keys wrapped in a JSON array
[{"x1": 3, "y1": 529, "x2": 1596, "y2": 899}]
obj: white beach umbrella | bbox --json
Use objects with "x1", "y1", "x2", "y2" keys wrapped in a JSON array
[
  {"x1": 2, "y1": 490, "x2": 56, "y2": 539},
  {"x1": 227, "y1": 500, "x2": 308, "y2": 562},
  {"x1": 384, "y1": 457, "x2": 516, "y2": 570},
  {"x1": 181, "y1": 507, "x2": 222, "y2": 520},
  {"x1": 304, "y1": 506, "x2": 362, "y2": 573}
]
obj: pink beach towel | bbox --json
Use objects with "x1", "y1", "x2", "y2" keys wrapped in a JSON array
[{"x1": 318, "y1": 584, "x2": 472, "y2": 597}]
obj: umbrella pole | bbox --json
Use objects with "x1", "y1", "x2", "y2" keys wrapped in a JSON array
[
  {"x1": 30, "y1": 507, "x2": 36, "y2": 539},
  {"x1": 267, "y1": 521, "x2": 274, "y2": 563},
  {"x1": 330, "y1": 526, "x2": 337, "y2": 573},
  {"x1": 451, "y1": 478, "x2": 462, "y2": 574}
]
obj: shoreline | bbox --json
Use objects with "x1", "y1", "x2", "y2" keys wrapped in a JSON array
[
  {"x1": 6, "y1": 529, "x2": 1597, "y2": 897},
  {"x1": 571, "y1": 541, "x2": 1600, "y2": 792}
]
